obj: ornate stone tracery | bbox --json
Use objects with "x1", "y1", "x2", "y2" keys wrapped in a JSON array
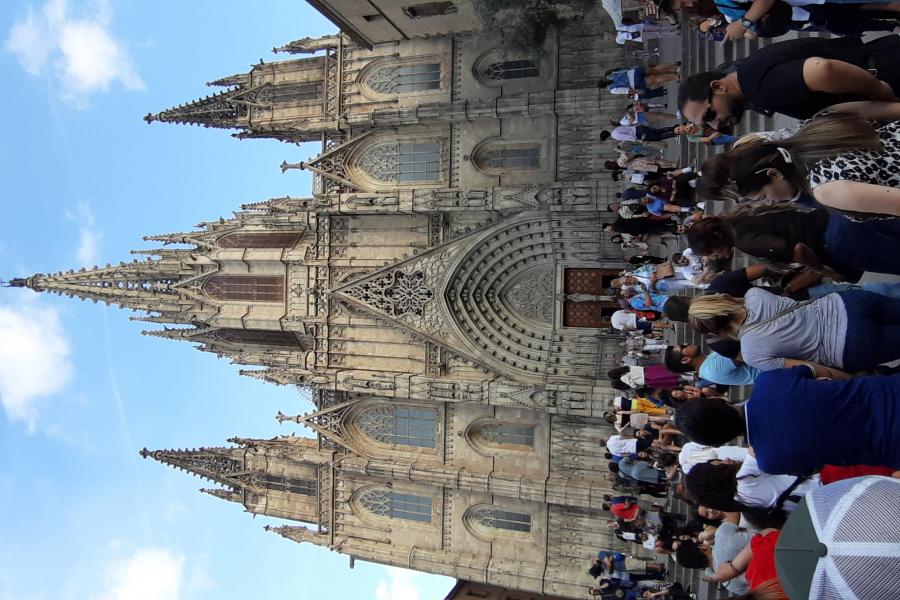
[{"x1": 343, "y1": 270, "x2": 434, "y2": 318}]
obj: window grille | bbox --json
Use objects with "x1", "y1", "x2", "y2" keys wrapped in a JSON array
[
  {"x1": 471, "y1": 507, "x2": 532, "y2": 532},
  {"x1": 359, "y1": 489, "x2": 432, "y2": 522},
  {"x1": 483, "y1": 59, "x2": 539, "y2": 81},
  {"x1": 359, "y1": 142, "x2": 442, "y2": 183},
  {"x1": 357, "y1": 405, "x2": 436, "y2": 448},
  {"x1": 365, "y1": 64, "x2": 441, "y2": 94},
  {"x1": 204, "y1": 275, "x2": 285, "y2": 303}
]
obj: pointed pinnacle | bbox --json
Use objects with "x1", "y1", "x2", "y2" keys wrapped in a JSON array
[{"x1": 275, "y1": 411, "x2": 302, "y2": 425}]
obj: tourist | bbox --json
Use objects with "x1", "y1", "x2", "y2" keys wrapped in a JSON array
[
  {"x1": 674, "y1": 122, "x2": 736, "y2": 146},
  {"x1": 618, "y1": 456, "x2": 671, "y2": 484},
  {"x1": 674, "y1": 512, "x2": 751, "y2": 595},
  {"x1": 685, "y1": 456, "x2": 820, "y2": 519},
  {"x1": 700, "y1": 111, "x2": 900, "y2": 217},
  {"x1": 601, "y1": 64, "x2": 681, "y2": 96},
  {"x1": 678, "y1": 36, "x2": 900, "y2": 125},
  {"x1": 674, "y1": 369, "x2": 900, "y2": 475},
  {"x1": 609, "y1": 155, "x2": 679, "y2": 174},
  {"x1": 605, "y1": 434, "x2": 653, "y2": 458},
  {"x1": 621, "y1": 283, "x2": 670, "y2": 312},
  {"x1": 602, "y1": 495, "x2": 643, "y2": 521},
  {"x1": 686, "y1": 208, "x2": 900, "y2": 281},
  {"x1": 601, "y1": 124, "x2": 680, "y2": 143},
  {"x1": 664, "y1": 344, "x2": 760, "y2": 385},
  {"x1": 679, "y1": 442, "x2": 748, "y2": 474},
  {"x1": 687, "y1": 289, "x2": 900, "y2": 373}
]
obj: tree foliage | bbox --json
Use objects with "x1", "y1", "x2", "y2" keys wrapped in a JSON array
[{"x1": 472, "y1": 0, "x2": 597, "y2": 52}]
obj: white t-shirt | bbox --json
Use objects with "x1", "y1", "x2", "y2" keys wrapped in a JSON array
[
  {"x1": 679, "y1": 443, "x2": 748, "y2": 474},
  {"x1": 606, "y1": 435, "x2": 638, "y2": 456},
  {"x1": 611, "y1": 125, "x2": 637, "y2": 142},
  {"x1": 611, "y1": 310, "x2": 637, "y2": 331},
  {"x1": 620, "y1": 366, "x2": 645, "y2": 388},
  {"x1": 735, "y1": 454, "x2": 820, "y2": 512}
]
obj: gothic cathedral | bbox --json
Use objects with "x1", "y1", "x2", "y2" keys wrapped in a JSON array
[{"x1": 12, "y1": 3, "x2": 638, "y2": 597}]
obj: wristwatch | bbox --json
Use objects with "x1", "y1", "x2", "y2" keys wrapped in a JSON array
[{"x1": 739, "y1": 17, "x2": 756, "y2": 31}]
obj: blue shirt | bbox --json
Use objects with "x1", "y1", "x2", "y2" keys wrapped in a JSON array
[
  {"x1": 747, "y1": 366, "x2": 900, "y2": 475},
  {"x1": 698, "y1": 352, "x2": 760, "y2": 385},
  {"x1": 645, "y1": 195, "x2": 667, "y2": 216},
  {"x1": 629, "y1": 293, "x2": 668, "y2": 312}
]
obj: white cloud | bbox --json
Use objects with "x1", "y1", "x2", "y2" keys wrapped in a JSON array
[
  {"x1": 4, "y1": 0, "x2": 144, "y2": 107},
  {"x1": 94, "y1": 548, "x2": 185, "y2": 600},
  {"x1": 0, "y1": 296, "x2": 73, "y2": 430},
  {"x1": 375, "y1": 567, "x2": 422, "y2": 600},
  {"x1": 70, "y1": 201, "x2": 102, "y2": 266}
]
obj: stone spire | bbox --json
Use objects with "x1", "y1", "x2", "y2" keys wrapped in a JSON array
[
  {"x1": 7, "y1": 258, "x2": 204, "y2": 315},
  {"x1": 144, "y1": 88, "x2": 249, "y2": 129},
  {"x1": 200, "y1": 487, "x2": 242, "y2": 503},
  {"x1": 139, "y1": 446, "x2": 251, "y2": 488},
  {"x1": 272, "y1": 34, "x2": 341, "y2": 54}
]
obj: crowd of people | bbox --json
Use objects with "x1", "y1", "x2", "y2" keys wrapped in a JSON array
[{"x1": 591, "y1": 24, "x2": 900, "y2": 600}]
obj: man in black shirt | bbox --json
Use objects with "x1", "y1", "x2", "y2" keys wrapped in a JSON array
[{"x1": 679, "y1": 36, "x2": 900, "y2": 126}]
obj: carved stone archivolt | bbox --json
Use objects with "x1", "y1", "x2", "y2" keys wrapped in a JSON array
[{"x1": 502, "y1": 267, "x2": 555, "y2": 324}]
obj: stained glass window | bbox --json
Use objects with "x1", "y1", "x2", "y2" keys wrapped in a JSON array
[
  {"x1": 257, "y1": 83, "x2": 322, "y2": 104},
  {"x1": 471, "y1": 507, "x2": 532, "y2": 532},
  {"x1": 263, "y1": 474, "x2": 316, "y2": 496},
  {"x1": 203, "y1": 275, "x2": 285, "y2": 303},
  {"x1": 359, "y1": 142, "x2": 442, "y2": 183},
  {"x1": 483, "y1": 59, "x2": 539, "y2": 81},
  {"x1": 365, "y1": 64, "x2": 441, "y2": 94},
  {"x1": 215, "y1": 329, "x2": 303, "y2": 347},
  {"x1": 357, "y1": 405, "x2": 436, "y2": 448},
  {"x1": 359, "y1": 489, "x2": 432, "y2": 522}
]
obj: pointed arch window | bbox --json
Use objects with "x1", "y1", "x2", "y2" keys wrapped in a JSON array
[
  {"x1": 359, "y1": 142, "x2": 443, "y2": 183},
  {"x1": 467, "y1": 505, "x2": 532, "y2": 533},
  {"x1": 359, "y1": 489, "x2": 432, "y2": 522},
  {"x1": 481, "y1": 147, "x2": 541, "y2": 170},
  {"x1": 215, "y1": 329, "x2": 305, "y2": 348},
  {"x1": 204, "y1": 275, "x2": 284, "y2": 303},
  {"x1": 473, "y1": 421, "x2": 536, "y2": 447},
  {"x1": 473, "y1": 143, "x2": 542, "y2": 173},
  {"x1": 482, "y1": 59, "x2": 540, "y2": 81},
  {"x1": 263, "y1": 474, "x2": 316, "y2": 496},
  {"x1": 357, "y1": 405, "x2": 436, "y2": 448},
  {"x1": 257, "y1": 83, "x2": 322, "y2": 104},
  {"x1": 218, "y1": 231, "x2": 303, "y2": 249},
  {"x1": 364, "y1": 63, "x2": 441, "y2": 94}
]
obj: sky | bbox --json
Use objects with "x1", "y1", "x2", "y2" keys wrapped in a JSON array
[{"x1": 0, "y1": 1, "x2": 455, "y2": 599}]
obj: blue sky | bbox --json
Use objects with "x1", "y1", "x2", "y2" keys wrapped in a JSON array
[{"x1": 0, "y1": 1, "x2": 455, "y2": 598}]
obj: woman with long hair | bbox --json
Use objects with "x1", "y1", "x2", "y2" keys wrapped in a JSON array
[
  {"x1": 686, "y1": 290, "x2": 900, "y2": 373},
  {"x1": 686, "y1": 207, "x2": 900, "y2": 281},
  {"x1": 698, "y1": 111, "x2": 900, "y2": 217}
]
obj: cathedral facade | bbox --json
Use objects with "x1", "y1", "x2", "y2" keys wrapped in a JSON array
[{"x1": 14, "y1": 4, "x2": 642, "y2": 598}]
